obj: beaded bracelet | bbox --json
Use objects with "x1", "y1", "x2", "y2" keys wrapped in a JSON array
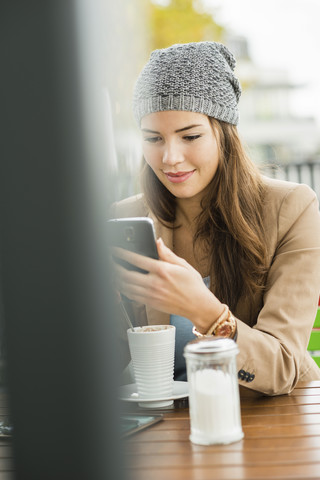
[{"x1": 192, "y1": 304, "x2": 237, "y2": 339}]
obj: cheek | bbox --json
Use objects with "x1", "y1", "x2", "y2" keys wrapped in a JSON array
[
  {"x1": 198, "y1": 143, "x2": 220, "y2": 177},
  {"x1": 196, "y1": 141, "x2": 219, "y2": 162},
  {"x1": 208, "y1": 156, "x2": 219, "y2": 178},
  {"x1": 142, "y1": 146, "x2": 161, "y2": 169}
]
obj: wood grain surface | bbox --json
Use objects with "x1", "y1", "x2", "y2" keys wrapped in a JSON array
[
  {"x1": 124, "y1": 382, "x2": 320, "y2": 480},
  {"x1": 1, "y1": 382, "x2": 320, "y2": 479}
]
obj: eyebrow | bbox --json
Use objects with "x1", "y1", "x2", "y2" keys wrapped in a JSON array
[{"x1": 141, "y1": 124, "x2": 203, "y2": 134}]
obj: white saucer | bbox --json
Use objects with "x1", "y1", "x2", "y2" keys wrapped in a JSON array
[{"x1": 119, "y1": 381, "x2": 189, "y2": 408}]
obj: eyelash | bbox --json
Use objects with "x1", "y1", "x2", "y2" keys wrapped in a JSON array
[
  {"x1": 144, "y1": 134, "x2": 201, "y2": 143},
  {"x1": 183, "y1": 135, "x2": 201, "y2": 141},
  {"x1": 144, "y1": 136, "x2": 161, "y2": 143}
]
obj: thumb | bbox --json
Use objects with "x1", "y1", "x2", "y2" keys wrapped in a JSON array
[{"x1": 156, "y1": 237, "x2": 186, "y2": 267}]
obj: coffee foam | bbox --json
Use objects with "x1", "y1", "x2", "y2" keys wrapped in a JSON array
[{"x1": 135, "y1": 325, "x2": 172, "y2": 333}]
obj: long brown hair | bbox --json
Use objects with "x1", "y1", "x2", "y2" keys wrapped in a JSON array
[{"x1": 140, "y1": 117, "x2": 268, "y2": 311}]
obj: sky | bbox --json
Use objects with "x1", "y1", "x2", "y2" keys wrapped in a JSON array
[{"x1": 202, "y1": 0, "x2": 320, "y2": 123}]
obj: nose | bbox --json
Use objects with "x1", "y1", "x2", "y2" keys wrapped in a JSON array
[{"x1": 162, "y1": 141, "x2": 184, "y2": 166}]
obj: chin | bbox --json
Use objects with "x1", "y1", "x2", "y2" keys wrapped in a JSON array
[{"x1": 169, "y1": 190, "x2": 198, "y2": 200}]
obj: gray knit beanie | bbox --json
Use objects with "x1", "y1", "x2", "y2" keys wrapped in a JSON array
[{"x1": 133, "y1": 41, "x2": 241, "y2": 126}]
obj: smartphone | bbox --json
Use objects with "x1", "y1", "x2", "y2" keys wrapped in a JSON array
[
  {"x1": 120, "y1": 414, "x2": 163, "y2": 437},
  {"x1": 108, "y1": 217, "x2": 158, "y2": 273}
]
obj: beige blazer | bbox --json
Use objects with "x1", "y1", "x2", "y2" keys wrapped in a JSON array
[{"x1": 112, "y1": 176, "x2": 320, "y2": 395}]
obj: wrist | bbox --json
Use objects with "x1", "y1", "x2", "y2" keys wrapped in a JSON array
[
  {"x1": 190, "y1": 297, "x2": 225, "y2": 334},
  {"x1": 192, "y1": 304, "x2": 237, "y2": 339}
]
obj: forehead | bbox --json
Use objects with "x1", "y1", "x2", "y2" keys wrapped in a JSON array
[{"x1": 140, "y1": 110, "x2": 210, "y2": 131}]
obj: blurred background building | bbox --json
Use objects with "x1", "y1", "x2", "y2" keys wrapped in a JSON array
[{"x1": 105, "y1": 0, "x2": 320, "y2": 201}]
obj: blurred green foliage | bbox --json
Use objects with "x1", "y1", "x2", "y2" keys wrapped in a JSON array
[{"x1": 148, "y1": 0, "x2": 224, "y2": 50}]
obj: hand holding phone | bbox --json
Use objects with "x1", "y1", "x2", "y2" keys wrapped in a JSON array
[
  {"x1": 109, "y1": 219, "x2": 214, "y2": 321},
  {"x1": 108, "y1": 217, "x2": 158, "y2": 274}
]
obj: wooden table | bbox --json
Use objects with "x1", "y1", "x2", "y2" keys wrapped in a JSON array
[
  {"x1": 124, "y1": 381, "x2": 320, "y2": 480},
  {"x1": 1, "y1": 382, "x2": 320, "y2": 479}
]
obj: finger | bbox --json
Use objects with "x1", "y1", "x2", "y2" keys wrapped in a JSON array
[
  {"x1": 156, "y1": 237, "x2": 190, "y2": 268},
  {"x1": 112, "y1": 246, "x2": 160, "y2": 273},
  {"x1": 116, "y1": 278, "x2": 172, "y2": 311},
  {"x1": 114, "y1": 266, "x2": 158, "y2": 304},
  {"x1": 113, "y1": 260, "x2": 156, "y2": 293}
]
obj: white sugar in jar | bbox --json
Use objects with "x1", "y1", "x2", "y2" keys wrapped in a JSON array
[{"x1": 184, "y1": 337, "x2": 244, "y2": 445}]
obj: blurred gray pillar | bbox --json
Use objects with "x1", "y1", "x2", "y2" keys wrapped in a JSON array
[{"x1": 0, "y1": 1, "x2": 124, "y2": 479}]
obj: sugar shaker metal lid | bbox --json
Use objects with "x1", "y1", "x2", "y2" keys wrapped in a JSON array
[{"x1": 184, "y1": 336, "x2": 239, "y2": 359}]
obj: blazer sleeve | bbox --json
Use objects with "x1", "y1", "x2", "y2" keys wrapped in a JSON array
[{"x1": 236, "y1": 184, "x2": 320, "y2": 395}]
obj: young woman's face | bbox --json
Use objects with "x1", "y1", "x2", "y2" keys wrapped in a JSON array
[{"x1": 141, "y1": 111, "x2": 220, "y2": 201}]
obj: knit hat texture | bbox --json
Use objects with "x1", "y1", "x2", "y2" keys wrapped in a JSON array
[{"x1": 133, "y1": 41, "x2": 241, "y2": 126}]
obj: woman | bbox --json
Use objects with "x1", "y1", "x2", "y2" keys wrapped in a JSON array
[{"x1": 111, "y1": 41, "x2": 320, "y2": 395}]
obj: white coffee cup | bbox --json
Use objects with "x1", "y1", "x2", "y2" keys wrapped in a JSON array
[{"x1": 127, "y1": 325, "x2": 176, "y2": 407}]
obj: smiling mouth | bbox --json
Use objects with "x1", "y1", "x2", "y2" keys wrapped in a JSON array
[{"x1": 163, "y1": 170, "x2": 195, "y2": 183}]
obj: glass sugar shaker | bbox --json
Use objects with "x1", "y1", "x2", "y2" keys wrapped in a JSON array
[{"x1": 184, "y1": 336, "x2": 244, "y2": 445}]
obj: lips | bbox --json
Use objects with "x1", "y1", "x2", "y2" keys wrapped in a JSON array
[{"x1": 163, "y1": 170, "x2": 195, "y2": 183}]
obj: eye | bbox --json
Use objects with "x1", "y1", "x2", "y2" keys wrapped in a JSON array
[
  {"x1": 144, "y1": 136, "x2": 162, "y2": 143},
  {"x1": 183, "y1": 135, "x2": 201, "y2": 141}
]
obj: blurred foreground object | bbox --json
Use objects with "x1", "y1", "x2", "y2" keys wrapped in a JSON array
[{"x1": 0, "y1": 1, "x2": 124, "y2": 479}]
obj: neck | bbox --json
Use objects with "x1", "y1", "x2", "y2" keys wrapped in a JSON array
[{"x1": 175, "y1": 197, "x2": 202, "y2": 227}]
